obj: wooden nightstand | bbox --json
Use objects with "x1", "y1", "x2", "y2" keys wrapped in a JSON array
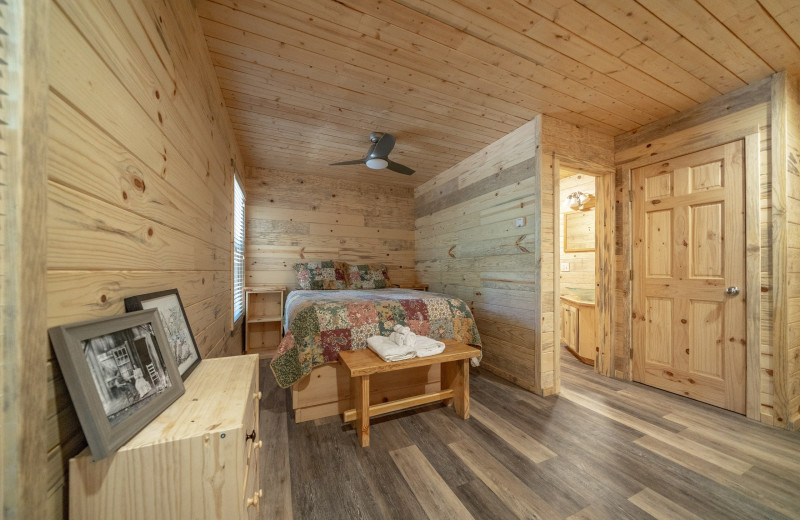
[{"x1": 245, "y1": 286, "x2": 286, "y2": 359}]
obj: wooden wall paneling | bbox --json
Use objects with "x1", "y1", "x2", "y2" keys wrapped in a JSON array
[
  {"x1": 632, "y1": 0, "x2": 774, "y2": 83},
  {"x1": 198, "y1": 3, "x2": 525, "y2": 131},
  {"x1": 564, "y1": 0, "x2": 745, "y2": 94},
  {"x1": 745, "y1": 133, "x2": 763, "y2": 420},
  {"x1": 552, "y1": 157, "x2": 561, "y2": 394},
  {"x1": 691, "y1": 0, "x2": 800, "y2": 75},
  {"x1": 415, "y1": 118, "x2": 540, "y2": 393},
  {"x1": 783, "y1": 73, "x2": 800, "y2": 429},
  {"x1": 614, "y1": 167, "x2": 633, "y2": 379},
  {"x1": 537, "y1": 150, "x2": 554, "y2": 395},
  {"x1": 451, "y1": 0, "x2": 699, "y2": 111},
  {"x1": 55, "y1": 0, "x2": 228, "y2": 182},
  {"x1": 1, "y1": 1, "x2": 49, "y2": 518},
  {"x1": 771, "y1": 71, "x2": 789, "y2": 427},
  {"x1": 245, "y1": 167, "x2": 417, "y2": 288},
  {"x1": 390, "y1": 0, "x2": 675, "y2": 120},
  {"x1": 210, "y1": 0, "x2": 633, "y2": 134},
  {"x1": 333, "y1": 0, "x2": 661, "y2": 128},
  {"x1": 595, "y1": 172, "x2": 616, "y2": 378},
  {"x1": 614, "y1": 77, "x2": 772, "y2": 156},
  {"x1": 45, "y1": 0, "x2": 244, "y2": 515}
]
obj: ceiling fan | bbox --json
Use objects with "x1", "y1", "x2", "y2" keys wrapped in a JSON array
[{"x1": 329, "y1": 132, "x2": 415, "y2": 175}]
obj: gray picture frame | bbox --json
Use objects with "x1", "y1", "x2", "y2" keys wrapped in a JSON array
[
  {"x1": 48, "y1": 310, "x2": 185, "y2": 460},
  {"x1": 125, "y1": 289, "x2": 201, "y2": 380}
]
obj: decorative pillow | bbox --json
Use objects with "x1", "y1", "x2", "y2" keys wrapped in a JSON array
[
  {"x1": 346, "y1": 263, "x2": 390, "y2": 289},
  {"x1": 295, "y1": 261, "x2": 348, "y2": 290}
]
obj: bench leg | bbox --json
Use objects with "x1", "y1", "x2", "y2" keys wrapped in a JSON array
[
  {"x1": 352, "y1": 374, "x2": 370, "y2": 447},
  {"x1": 441, "y1": 359, "x2": 469, "y2": 419}
]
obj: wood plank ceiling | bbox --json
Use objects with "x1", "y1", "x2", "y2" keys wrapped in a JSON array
[{"x1": 197, "y1": 0, "x2": 800, "y2": 186}]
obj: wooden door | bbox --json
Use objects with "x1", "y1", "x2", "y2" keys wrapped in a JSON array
[{"x1": 632, "y1": 141, "x2": 746, "y2": 414}]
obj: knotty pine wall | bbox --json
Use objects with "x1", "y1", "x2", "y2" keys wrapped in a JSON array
[
  {"x1": 45, "y1": 0, "x2": 244, "y2": 516},
  {"x1": 415, "y1": 119, "x2": 540, "y2": 392},
  {"x1": 785, "y1": 74, "x2": 800, "y2": 429},
  {"x1": 613, "y1": 73, "x2": 800, "y2": 429},
  {"x1": 559, "y1": 173, "x2": 597, "y2": 302},
  {"x1": 244, "y1": 168, "x2": 416, "y2": 289}
]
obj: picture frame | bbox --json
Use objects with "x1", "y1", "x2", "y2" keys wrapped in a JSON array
[
  {"x1": 124, "y1": 289, "x2": 201, "y2": 380},
  {"x1": 564, "y1": 209, "x2": 596, "y2": 253},
  {"x1": 48, "y1": 310, "x2": 184, "y2": 460}
]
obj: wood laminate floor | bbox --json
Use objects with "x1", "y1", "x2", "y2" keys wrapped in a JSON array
[{"x1": 258, "y1": 350, "x2": 800, "y2": 519}]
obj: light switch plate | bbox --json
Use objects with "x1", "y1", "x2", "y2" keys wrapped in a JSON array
[
  {"x1": 561, "y1": 262, "x2": 570, "y2": 272},
  {"x1": 515, "y1": 217, "x2": 526, "y2": 227}
]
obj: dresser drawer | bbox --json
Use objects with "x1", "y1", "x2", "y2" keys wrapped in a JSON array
[{"x1": 242, "y1": 362, "x2": 262, "y2": 517}]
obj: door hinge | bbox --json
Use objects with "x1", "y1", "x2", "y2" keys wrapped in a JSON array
[
  {"x1": 629, "y1": 270, "x2": 633, "y2": 281},
  {"x1": 629, "y1": 189, "x2": 633, "y2": 202}
]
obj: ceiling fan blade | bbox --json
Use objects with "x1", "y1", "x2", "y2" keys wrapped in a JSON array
[
  {"x1": 386, "y1": 160, "x2": 415, "y2": 175},
  {"x1": 370, "y1": 133, "x2": 396, "y2": 158},
  {"x1": 329, "y1": 158, "x2": 366, "y2": 166}
]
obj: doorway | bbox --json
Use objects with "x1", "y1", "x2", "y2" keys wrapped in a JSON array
[{"x1": 558, "y1": 170, "x2": 600, "y2": 367}]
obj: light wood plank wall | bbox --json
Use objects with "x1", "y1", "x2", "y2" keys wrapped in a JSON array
[
  {"x1": 414, "y1": 119, "x2": 541, "y2": 393},
  {"x1": 784, "y1": 73, "x2": 800, "y2": 429},
  {"x1": 613, "y1": 73, "x2": 800, "y2": 429},
  {"x1": 2, "y1": 1, "x2": 49, "y2": 518},
  {"x1": 244, "y1": 168, "x2": 416, "y2": 288},
  {"x1": 559, "y1": 173, "x2": 596, "y2": 301},
  {"x1": 45, "y1": 0, "x2": 244, "y2": 517}
]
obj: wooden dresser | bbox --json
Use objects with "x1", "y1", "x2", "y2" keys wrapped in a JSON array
[{"x1": 69, "y1": 355, "x2": 262, "y2": 520}]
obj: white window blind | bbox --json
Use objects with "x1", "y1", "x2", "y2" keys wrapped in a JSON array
[{"x1": 233, "y1": 176, "x2": 245, "y2": 323}]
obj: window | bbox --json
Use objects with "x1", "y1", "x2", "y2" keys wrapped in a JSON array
[{"x1": 233, "y1": 175, "x2": 245, "y2": 324}]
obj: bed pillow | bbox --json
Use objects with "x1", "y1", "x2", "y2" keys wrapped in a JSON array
[
  {"x1": 294, "y1": 261, "x2": 348, "y2": 290},
  {"x1": 346, "y1": 263, "x2": 390, "y2": 289}
]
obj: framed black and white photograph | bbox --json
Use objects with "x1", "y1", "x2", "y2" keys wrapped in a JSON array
[
  {"x1": 125, "y1": 289, "x2": 201, "y2": 380},
  {"x1": 48, "y1": 310, "x2": 184, "y2": 460}
]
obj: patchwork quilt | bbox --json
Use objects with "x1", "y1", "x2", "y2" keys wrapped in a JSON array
[{"x1": 270, "y1": 288, "x2": 482, "y2": 388}]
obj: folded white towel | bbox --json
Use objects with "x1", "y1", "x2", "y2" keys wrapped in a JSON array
[
  {"x1": 414, "y1": 335, "x2": 446, "y2": 357},
  {"x1": 367, "y1": 336, "x2": 417, "y2": 362}
]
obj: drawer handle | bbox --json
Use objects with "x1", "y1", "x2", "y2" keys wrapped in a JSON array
[
  {"x1": 256, "y1": 440, "x2": 263, "y2": 450},
  {"x1": 246, "y1": 489, "x2": 263, "y2": 507},
  {"x1": 245, "y1": 429, "x2": 256, "y2": 442}
]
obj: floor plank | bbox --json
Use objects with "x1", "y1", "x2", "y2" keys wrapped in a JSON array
[
  {"x1": 258, "y1": 349, "x2": 800, "y2": 519},
  {"x1": 390, "y1": 444, "x2": 475, "y2": 520}
]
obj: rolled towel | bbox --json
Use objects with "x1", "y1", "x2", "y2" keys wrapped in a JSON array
[
  {"x1": 390, "y1": 330, "x2": 416, "y2": 347},
  {"x1": 390, "y1": 324, "x2": 416, "y2": 347},
  {"x1": 414, "y1": 335, "x2": 446, "y2": 357},
  {"x1": 367, "y1": 336, "x2": 416, "y2": 362},
  {"x1": 393, "y1": 324, "x2": 411, "y2": 335}
]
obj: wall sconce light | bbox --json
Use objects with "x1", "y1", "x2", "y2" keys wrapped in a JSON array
[{"x1": 564, "y1": 191, "x2": 595, "y2": 211}]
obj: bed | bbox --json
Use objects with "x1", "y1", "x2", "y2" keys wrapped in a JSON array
[{"x1": 270, "y1": 288, "x2": 482, "y2": 422}]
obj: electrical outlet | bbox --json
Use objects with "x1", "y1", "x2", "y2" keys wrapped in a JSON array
[
  {"x1": 561, "y1": 262, "x2": 570, "y2": 272},
  {"x1": 515, "y1": 217, "x2": 526, "y2": 227}
]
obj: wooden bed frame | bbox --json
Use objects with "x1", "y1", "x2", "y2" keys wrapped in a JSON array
[{"x1": 291, "y1": 362, "x2": 442, "y2": 423}]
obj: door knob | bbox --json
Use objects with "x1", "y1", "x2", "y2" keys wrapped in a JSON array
[{"x1": 725, "y1": 286, "x2": 740, "y2": 296}]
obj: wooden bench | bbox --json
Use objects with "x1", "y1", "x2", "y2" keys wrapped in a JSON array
[{"x1": 338, "y1": 340, "x2": 480, "y2": 447}]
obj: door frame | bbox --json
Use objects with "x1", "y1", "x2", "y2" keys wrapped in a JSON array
[
  {"x1": 552, "y1": 161, "x2": 616, "y2": 383},
  {"x1": 619, "y1": 133, "x2": 761, "y2": 420}
]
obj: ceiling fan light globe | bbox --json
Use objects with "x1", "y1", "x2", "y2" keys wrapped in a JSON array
[{"x1": 366, "y1": 158, "x2": 388, "y2": 169}]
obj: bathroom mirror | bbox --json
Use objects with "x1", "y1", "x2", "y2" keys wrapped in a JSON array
[{"x1": 564, "y1": 209, "x2": 595, "y2": 253}]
